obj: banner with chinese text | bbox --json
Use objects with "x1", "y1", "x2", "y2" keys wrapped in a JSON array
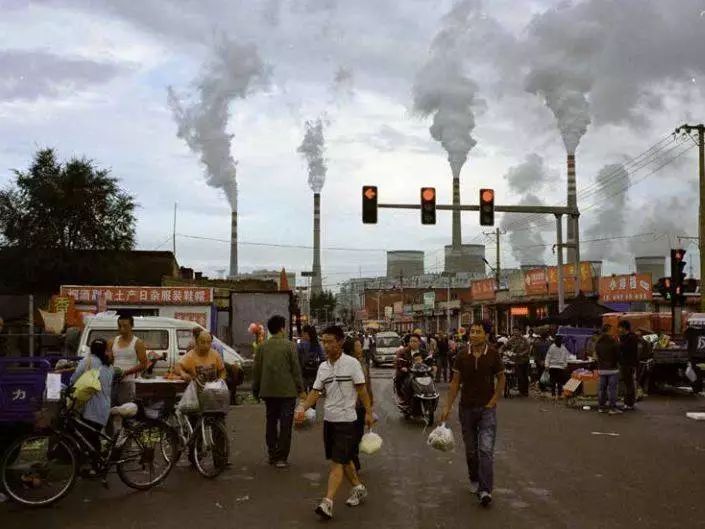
[
  {"x1": 60, "y1": 285, "x2": 213, "y2": 305},
  {"x1": 599, "y1": 274, "x2": 653, "y2": 303}
]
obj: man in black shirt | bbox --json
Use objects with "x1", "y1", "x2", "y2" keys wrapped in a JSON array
[
  {"x1": 435, "y1": 331, "x2": 450, "y2": 383},
  {"x1": 440, "y1": 323, "x2": 505, "y2": 507},
  {"x1": 618, "y1": 320, "x2": 639, "y2": 410}
]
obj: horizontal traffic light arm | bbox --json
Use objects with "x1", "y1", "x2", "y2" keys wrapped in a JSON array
[{"x1": 378, "y1": 203, "x2": 579, "y2": 215}]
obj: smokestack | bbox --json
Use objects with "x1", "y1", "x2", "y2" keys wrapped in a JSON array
[
  {"x1": 450, "y1": 155, "x2": 465, "y2": 248},
  {"x1": 566, "y1": 154, "x2": 578, "y2": 263},
  {"x1": 230, "y1": 210, "x2": 238, "y2": 277},
  {"x1": 311, "y1": 193, "x2": 323, "y2": 295}
]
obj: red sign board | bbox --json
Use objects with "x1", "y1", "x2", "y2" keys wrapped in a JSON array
[
  {"x1": 174, "y1": 312, "x2": 208, "y2": 328},
  {"x1": 472, "y1": 278, "x2": 497, "y2": 301},
  {"x1": 524, "y1": 268, "x2": 548, "y2": 296},
  {"x1": 547, "y1": 262, "x2": 594, "y2": 295},
  {"x1": 599, "y1": 274, "x2": 653, "y2": 303},
  {"x1": 60, "y1": 285, "x2": 213, "y2": 305}
]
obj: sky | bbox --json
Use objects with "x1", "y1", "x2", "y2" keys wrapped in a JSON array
[{"x1": 1, "y1": 0, "x2": 704, "y2": 291}]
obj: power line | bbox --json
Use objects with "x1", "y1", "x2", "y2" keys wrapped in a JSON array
[{"x1": 176, "y1": 233, "x2": 390, "y2": 253}]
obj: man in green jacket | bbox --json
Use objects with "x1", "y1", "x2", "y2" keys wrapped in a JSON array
[{"x1": 252, "y1": 315, "x2": 305, "y2": 468}]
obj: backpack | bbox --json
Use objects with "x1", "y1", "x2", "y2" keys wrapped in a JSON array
[{"x1": 299, "y1": 342, "x2": 322, "y2": 375}]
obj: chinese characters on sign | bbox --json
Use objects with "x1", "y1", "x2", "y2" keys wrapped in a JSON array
[
  {"x1": 174, "y1": 312, "x2": 208, "y2": 328},
  {"x1": 60, "y1": 286, "x2": 213, "y2": 305},
  {"x1": 524, "y1": 268, "x2": 548, "y2": 296},
  {"x1": 471, "y1": 278, "x2": 497, "y2": 301},
  {"x1": 547, "y1": 262, "x2": 595, "y2": 295},
  {"x1": 598, "y1": 273, "x2": 653, "y2": 303}
]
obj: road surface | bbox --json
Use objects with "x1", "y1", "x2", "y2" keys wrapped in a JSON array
[{"x1": 3, "y1": 368, "x2": 705, "y2": 529}]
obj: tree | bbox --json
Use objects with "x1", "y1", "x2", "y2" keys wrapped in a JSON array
[
  {"x1": 310, "y1": 290, "x2": 337, "y2": 322},
  {"x1": 0, "y1": 148, "x2": 136, "y2": 250}
]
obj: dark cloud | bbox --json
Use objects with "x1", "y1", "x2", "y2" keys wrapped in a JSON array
[{"x1": 0, "y1": 49, "x2": 127, "y2": 101}]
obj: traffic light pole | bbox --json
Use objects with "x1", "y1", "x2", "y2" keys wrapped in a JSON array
[
  {"x1": 378, "y1": 203, "x2": 577, "y2": 215},
  {"x1": 556, "y1": 214, "x2": 566, "y2": 313},
  {"x1": 675, "y1": 123, "x2": 705, "y2": 311}
]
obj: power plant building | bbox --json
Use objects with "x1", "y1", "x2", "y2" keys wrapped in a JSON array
[
  {"x1": 444, "y1": 244, "x2": 485, "y2": 275},
  {"x1": 387, "y1": 251, "x2": 425, "y2": 279}
]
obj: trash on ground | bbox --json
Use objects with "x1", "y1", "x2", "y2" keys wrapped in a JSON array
[
  {"x1": 236, "y1": 495, "x2": 250, "y2": 502},
  {"x1": 686, "y1": 412, "x2": 705, "y2": 421},
  {"x1": 591, "y1": 431, "x2": 620, "y2": 437}
]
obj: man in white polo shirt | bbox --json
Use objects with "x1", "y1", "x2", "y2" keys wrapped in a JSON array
[{"x1": 295, "y1": 325, "x2": 375, "y2": 521}]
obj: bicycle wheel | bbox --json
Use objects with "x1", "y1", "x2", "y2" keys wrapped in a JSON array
[
  {"x1": 1, "y1": 433, "x2": 77, "y2": 507},
  {"x1": 116, "y1": 420, "x2": 178, "y2": 490},
  {"x1": 192, "y1": 416, "x2": 229, "y2": 479}
]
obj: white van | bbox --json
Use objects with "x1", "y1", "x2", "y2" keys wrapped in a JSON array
[
  {"x1": 78, "y1": 315, "x2": 246, "y2": 378},
  {"x1": 373, "y1": 331, "x2": 402, "y2": 366}
]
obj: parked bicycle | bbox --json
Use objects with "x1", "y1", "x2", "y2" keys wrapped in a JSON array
[
  {"x1": 162, "y1": 405, "x2": 229, "y2": 479},
  {"x1": 0, "y1": 391, "x2": 179, "y2": 507}
]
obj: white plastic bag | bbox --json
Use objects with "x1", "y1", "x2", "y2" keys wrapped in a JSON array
[
  {"x1": 359, "y1": 432, "x2": 383, "y2": 455},
  {"x1": 304, "y1": 408, "x2": 317, "y2": 424},
  {"x1": 686, "y1": 363, "x2": 697, "y2": 383},
  {"x1": 427, "y1": 422, "x2": 455, "y2": 452},
  {"x1": 200, "y1": 379, "x2": 230, "y2": 413},
  {"x1": 178, "y1": 381, "x2": 201, "y2": 413}
]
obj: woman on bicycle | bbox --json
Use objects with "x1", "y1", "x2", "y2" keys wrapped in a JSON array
[
  {"x1": 176, "y1": 331, "x2": 226, "y2": 384},
  {"x1": 69, "y1": 339, "x2": 114, "y2": 455}
]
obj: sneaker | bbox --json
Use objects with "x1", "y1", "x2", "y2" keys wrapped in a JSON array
[
  {"x1": 345, "y1": 484, "x2": 368, "y2": 507},
  {"x1": 608, "y1": 408, "x2": 623, "y2": 415},
  {"x1": 623, "y1": 405, "x2": 635, "y2": 411},
  {"x1": 315, "y1": 498, "x2": 333, "y2": 520},
  {"x1": 275, "y1": 461, "x2": 289, "y2": 469},
  {"x1": 479, "y1": 491, "x2": 492, "y2": 507},
  {"x1": 469, "y1": 481, "x2": 479, "y2": 494},
  {"x1": 597, "y1": 408, "x2": 606, "y2": 414}
]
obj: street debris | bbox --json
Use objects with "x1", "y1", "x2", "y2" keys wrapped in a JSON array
[
  {"x1": 686, "y1": 412, "x2": 705, "y2": 421},
  {"x1": 591, "y1": 431, "x2": 621, "y2": 437}
]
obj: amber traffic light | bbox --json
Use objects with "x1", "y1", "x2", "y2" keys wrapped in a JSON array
[
  {"x1": 362, "y1": 186, "x2": 378, "y2": 224},
  {"x1": 480, "y1": 188, "x2": 494, "y2": 226},
  {"x1": 421, "y1": 187, "x2": 436, "y2": 225}
]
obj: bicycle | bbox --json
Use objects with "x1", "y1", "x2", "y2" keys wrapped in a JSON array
[
  {"x1": 0, "y1": 392, "x2": 179, "y2": 507},
  {"x1": 162, "y1": 405, "x2": 229, "y2": 479}
]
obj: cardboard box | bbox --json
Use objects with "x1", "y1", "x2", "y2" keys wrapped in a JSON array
[{"x1": 581, "y1": 379, "x2": 599, "y2": 397}]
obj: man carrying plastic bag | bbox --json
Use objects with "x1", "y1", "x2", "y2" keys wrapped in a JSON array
[
  {"x1": 440, "y1": 322, "x2": 505, "y2": 508},
  {"x1": 176, "y1": 331, "x2": 228, "y2": 413}
]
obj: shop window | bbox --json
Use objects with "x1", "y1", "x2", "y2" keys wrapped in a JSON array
[{"x1": 177, "y1": 329, "x2": 194, "y2": 351}]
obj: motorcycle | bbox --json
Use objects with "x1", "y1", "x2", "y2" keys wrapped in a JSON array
[
  {"x1": 394, "y1": 363, "x2": 440, "y2": 426},
  {"x1": 502, "y1": 352, "x2": 518, "y2": 399}
]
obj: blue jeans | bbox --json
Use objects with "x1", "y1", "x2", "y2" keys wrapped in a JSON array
[
  {"x1": 598, "y1": 373, "x2": 620, "y2": 409},
  {"x1": 459, "y1": 406, "x2": 497, "y2": 494}
]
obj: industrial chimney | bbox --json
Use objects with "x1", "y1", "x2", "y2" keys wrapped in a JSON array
[
  {"x1": 566, "y1": 154, "x2": 579, "y2": 263},
  {"x1": 311, "y1": 192, "x2": 323, "y2": 295},
  {"x1": 229, "y1": 210, "x2": 238, "y2": 277},
  {"x1": 449, "y1": 155, "x2": 465, "y2": 248}
]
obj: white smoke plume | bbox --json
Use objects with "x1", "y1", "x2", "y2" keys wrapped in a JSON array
[
  {"x1": 167, "y1": 37, "x2": 269, "y2": 210},
  {"x1": 413, "y1": 0, "x2": 481, "y2": 170},
  {"x1": 501, "y1": 154, "x2": 553, "y2": 264},
  {"x1": 583, "y1": 163, "x2": 629, "y2": 261},
  {"x1": 331, "y1": 66, "x2": 354, "y2": 101},
  {"x1": 523, "y1": 0, "x2": 705, "y2": 152},
  {"x1": 298, "y1": 118, "x2": 327, "y2": 193}
]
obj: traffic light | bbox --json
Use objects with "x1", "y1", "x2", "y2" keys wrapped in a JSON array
[
  {"x1": 362, "y1": 185, "x2": 378, "y2": 224},
  {"x1": 656, "y1": 277, "x2": 672, "y2": 301},
  {"x1": 480, "y1": 188, "x2": 494, "y2": 226},
  {"x1": 670, "y1": 249, "x2": 687, "y2": 306},
  {"x1": 421, "y1": 187, "x2": 436, "y2": 225}
]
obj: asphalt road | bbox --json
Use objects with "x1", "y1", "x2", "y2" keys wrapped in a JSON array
[{"x1": 3, "y1": 368, "x2": 705, "y2": 529}]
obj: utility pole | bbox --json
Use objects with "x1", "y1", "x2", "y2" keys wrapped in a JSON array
[
  {"x1": 555, "y1": 214, "x2": 566, "y2": 313},
  {"x1": 676, "y1": 123, "x2": 705, "y2": 310},
  {"x1": 173, "y1": 203, "x2": 177, "y2": 257},
  {"x1": 496, "y1": 227, "x2": 501, "y2": 287}
]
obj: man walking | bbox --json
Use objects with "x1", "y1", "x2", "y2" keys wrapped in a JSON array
[
  {"x1": 618, "y1": 320, "x2": 639, "y2": 410},
  {"x1": 435, "y1": 331, "x2": 450, "y2": 383},
  {"x1": 252, "y1": 315, "x2": 306, "y2": 468},
  {"x1": 295, "y1": 325, "x2": 375, "y2": 521},
  {"x1": 504, "y1": 328, "x2": 530, "y2": 397},
  {"x1": 595, "y1": 325, "x2": 622, "y2": 415},
  {"x1": 441, "y1": 322, "x2": 505, "y2": 507}
]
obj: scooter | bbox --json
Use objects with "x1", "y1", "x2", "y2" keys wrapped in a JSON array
[{"x1": 394, "y1": 363, "x2": 440, "y2": 426}]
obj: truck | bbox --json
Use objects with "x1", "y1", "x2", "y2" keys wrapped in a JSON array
[{"x1": 229, "y1": 291, "x2": 294, "y2": 360}]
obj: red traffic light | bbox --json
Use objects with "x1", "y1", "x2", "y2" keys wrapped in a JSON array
[
  {"x1": 481, "y1": 189, "x2": 494, "y2": 203},
  {"x1": 674, "y1": 249, "x2": 686, "y2": 262},
  {"x1": 364, "y1": 187, "x2": 377, "y2": 200},
  {"x1": 422, "y1": 188, "x2": 435, "y2": 202}
]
